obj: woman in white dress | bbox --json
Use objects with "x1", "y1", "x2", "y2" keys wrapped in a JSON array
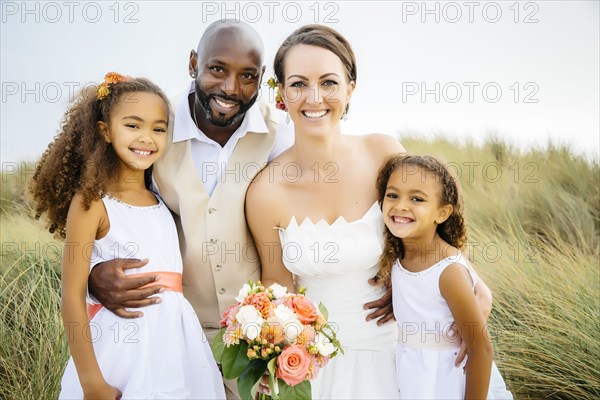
[{"x1": 245, "y1": 24, "x2": 493, "y2": 399}]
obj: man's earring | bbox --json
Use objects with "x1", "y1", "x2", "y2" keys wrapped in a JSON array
[{"x1": 191, "y1": 72, "x2": 196, "y2": 79}]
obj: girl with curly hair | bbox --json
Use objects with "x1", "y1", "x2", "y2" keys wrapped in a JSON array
[
  {"x1": 377, "y1": 154, "x2": 511, "y2": 399},
  {"x1": 31, "y1": 73, "x2": 225, "y2": 399}
]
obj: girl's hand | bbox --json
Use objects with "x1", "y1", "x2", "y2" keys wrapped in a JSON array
[
  {"x1": 84, "y1": 381, "x2": 122, "y2": 400},
  {"x1": 449, "y1": 322, "x2": 468, "y2": 367}
]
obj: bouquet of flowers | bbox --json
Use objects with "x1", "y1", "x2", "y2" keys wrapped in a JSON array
[{"x1": 212, "y1": 281, "x2": 342, "y2": 400}]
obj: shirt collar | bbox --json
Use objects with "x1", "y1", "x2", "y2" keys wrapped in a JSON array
[{"x1": 172, "y1": 81, "x2": 268, "y2": 143}]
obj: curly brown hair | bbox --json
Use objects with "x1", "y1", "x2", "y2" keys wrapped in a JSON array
[
  {"x1": 29, "y1": 76, "x2": 170, "y2": 238},
  {"x1": 376, "y1": 154, "x2": 467, "y2": 281}
]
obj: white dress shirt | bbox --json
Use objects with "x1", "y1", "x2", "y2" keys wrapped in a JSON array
[{"x1": 171, "y1": 82, "x2": 293, "y2": 196}]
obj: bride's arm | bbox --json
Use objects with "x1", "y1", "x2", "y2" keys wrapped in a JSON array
[{"x1": 245, "y1": 170, "x2": 295, "y2": 291}]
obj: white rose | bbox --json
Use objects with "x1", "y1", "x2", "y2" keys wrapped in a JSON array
[
  {"x1": 236, "y1": 305, "x2": 264, "y2": 340},
  {"x1": 235, "y1": 283, "x2": 251, "y2": 302},
  {"x1": 274, "y1": 304, "x2": 302, "y2": 340},
  {"x1": 269, "y1": 283, "x2": 288, "y2": 299},
  {"x1": 315, "y1": 332, "x2": 336, "y2": 357}
]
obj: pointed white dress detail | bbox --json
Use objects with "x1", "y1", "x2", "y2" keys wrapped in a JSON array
[{"x1": 277, "y1": 202, "x2": 399, "y2": 399}]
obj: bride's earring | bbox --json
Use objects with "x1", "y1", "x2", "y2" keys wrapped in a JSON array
[
  {"x1": 342, "y1": 104, "x2": 349, "y2": 121},
  {"x1": 286, "y1": 113, "x2": 290, "y2": 124}
]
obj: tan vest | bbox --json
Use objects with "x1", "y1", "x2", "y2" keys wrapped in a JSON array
[{"x1": 153, "y1": 100, "x2": 278, "y2": 339}]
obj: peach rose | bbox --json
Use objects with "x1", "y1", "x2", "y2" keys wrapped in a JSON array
[
  {"x1": 287, "y1": 295, "x2": 319, "y2": 324},
  {"x1": 276, "y1": 345, "x2": 311, "y2": 386}
]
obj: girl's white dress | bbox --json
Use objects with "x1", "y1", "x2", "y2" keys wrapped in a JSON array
[
  {"x1": 59, "y1": 195, "x2": 225, "y2": 399},
  {"x1": 392, "y1": 254, "x2": 513, "y2": 399},
  {"x1": 277, "y1": 202, "x2": 400, "y2": 399}
]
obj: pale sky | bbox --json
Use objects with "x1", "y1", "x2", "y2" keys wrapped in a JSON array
[{"x1": 1, "y1": 1, "x2": 599, "y2": 163}]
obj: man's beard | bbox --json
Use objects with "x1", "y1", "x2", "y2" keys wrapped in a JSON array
[{"x1": 194, "y1": 81, "x2": 258, "y2": 128}]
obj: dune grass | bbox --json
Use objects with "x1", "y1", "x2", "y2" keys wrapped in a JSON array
[
  {"x1": 1, "y1": 136, "x2": 598, "y2": 399},
  {"x1": 0, "y1": 204, "x2": 67, "y2": 399}
]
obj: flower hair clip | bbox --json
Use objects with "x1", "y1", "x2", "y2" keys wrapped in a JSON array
[
  {"x1": 97, "y1": 72, "x2": 128, "y2": 100},
  {"x1": 266, "y1": 77, "x2": 287, "y2": 111}
]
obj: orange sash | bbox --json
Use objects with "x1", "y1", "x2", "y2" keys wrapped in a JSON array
[{"x1": 87, "y1": 271, "x2": 183, "y2": 320}]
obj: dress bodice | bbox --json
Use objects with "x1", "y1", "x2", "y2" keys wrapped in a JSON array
[
  {"x1": 90, "y1": 195, "x2": 183, "y2": 275},
  {"x1": 277, "y1": 202, "x2": 397, "y2": 351}
]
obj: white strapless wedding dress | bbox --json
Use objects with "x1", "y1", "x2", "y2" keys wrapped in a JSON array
[{"x1": 277, "y1": 202, "x2": 399, "y2": 399}]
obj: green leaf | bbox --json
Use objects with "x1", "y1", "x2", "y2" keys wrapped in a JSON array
[
  {"x1": 237, "y1": 359, "x2": 268, "y2": 400},
  {"x1": 221, "y1": 341, "x2": 250, "y2": 380},
  {"x1": 318, "y1": 302, "x2": 329, "y2": 320},
  {"x1": 211, "y1": 327, "x2": 226, "y2": 364},
  {"x1": 332, "y1": 337, "x2": 344, "y2": 356},
  {"x1": 278, "y1": 379, "x2": 311, "y2": 400},
  {"x1": 267, "y1": 358, "x2": 279, "y2": 399},
  {"x1": 319, "y1": 323, "x2": 344, "y2": 356}
]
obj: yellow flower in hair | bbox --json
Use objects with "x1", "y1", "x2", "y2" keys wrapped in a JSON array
[
  {"x1": 267, "y1": 77, "x2": 278, "y2": 89},
  {"x1": 96, "y1": 83, "x2": 110, "y2": 100},
  {"x1": 96, "y1": 72, "x2": 128, "y2": 100}
]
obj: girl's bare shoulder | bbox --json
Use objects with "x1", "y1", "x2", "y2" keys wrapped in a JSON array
[{"x1": 67, "y1": 192, "x2": 109, "y2": 239}]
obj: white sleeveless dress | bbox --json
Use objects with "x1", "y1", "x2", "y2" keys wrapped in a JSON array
[
  {"x1": 277, "y1": 202, "x2": 400, "y2": 399},
  {"x1": 59, "y1": 195, "x2": 225, "y2": 399},
  {"x1": 392, "y1": 254, "x2": 513, "y2": 399}
]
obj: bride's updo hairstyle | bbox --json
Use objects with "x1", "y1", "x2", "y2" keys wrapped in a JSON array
[{"x1": 273, "y1": 24, "x2": 357, "y2": 114}]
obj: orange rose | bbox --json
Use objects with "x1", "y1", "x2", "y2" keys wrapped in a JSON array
[
  {"x1": 287, "y1": 295, "x2": 319, "y2": 324},
  {"x1": 244, "y1": 292, "x2": 274, "y2": 319},
  {"x1": 276, "y1": 345, "x2": 311, "y2": 386}
]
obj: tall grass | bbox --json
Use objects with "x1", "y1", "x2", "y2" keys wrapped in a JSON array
[
  {"x1": 1, "y1": 137, "x2": 598, "y2": 399},
  {"x1": 0, "y1": 204, "x2": 67, "y2": 399}
]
